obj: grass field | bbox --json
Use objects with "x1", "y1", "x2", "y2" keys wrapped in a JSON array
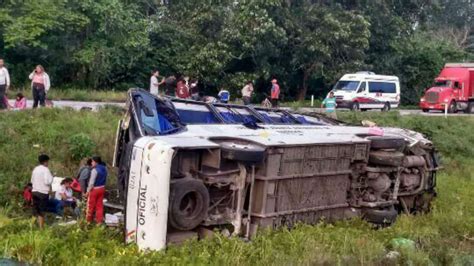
[
  {"x1": 7, "y1": 87, "x2": 128, "y2": 102},
  {"x1": 0, "y1": 109, "x2": 473, "y2": 265}
]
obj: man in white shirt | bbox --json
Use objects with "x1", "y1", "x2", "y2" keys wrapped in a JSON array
[
  {"x1": 241, "y1": 81, "x2": 254, "y2": 105},
  {"x1": 31, "y1": 154, "x2": 54, "y2": 229},
  {"x1": 0, "y1": 59, "x2": 11, "y2": 109},
  {"x1": 150, "y1": 70, "x2": 165, "y2": 96}
]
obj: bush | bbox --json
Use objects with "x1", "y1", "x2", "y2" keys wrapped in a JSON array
[{"x1": 68, "y1": 133, "x2": 96, "y2": 161}]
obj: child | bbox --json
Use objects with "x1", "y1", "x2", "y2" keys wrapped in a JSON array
[{"x1": 13, "y1": 93, "x2": 27, "y2": 110}]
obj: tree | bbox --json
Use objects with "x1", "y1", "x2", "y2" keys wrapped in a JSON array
[
  {"x1": 388, "y1": 33, "x2": 466, "y2": 104},
  {"x1": 275, "y1": 2, "x2": 370, "y2": 100}
]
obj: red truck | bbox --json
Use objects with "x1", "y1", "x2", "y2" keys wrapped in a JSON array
[{"x1": 420, "y1": 63, "x2": 474, "y2": 113}]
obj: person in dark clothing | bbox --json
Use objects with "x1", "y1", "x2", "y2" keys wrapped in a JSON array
[
  {"x1": 0, "y1": 59, "x2": 10, "y2": 110},
  {"x1": 77, "y1": 158, "x2": 92, "y2": 198}
]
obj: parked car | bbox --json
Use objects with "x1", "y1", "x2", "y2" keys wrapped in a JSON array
[
  {"x1": 420, "y1": 63, "x2": 474, "y2": 113},
  {"x1": 113, "y1": 89, "x2": 439, "y2": 251},
  {"x1": 332, "y1": 72, "x2": 401, "y2": 111}
]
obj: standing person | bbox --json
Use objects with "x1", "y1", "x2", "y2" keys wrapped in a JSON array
[
  {"x1": 77, "y1": 158, "x2": 92, "y2": 198},
  {"x1": 321, "y1": 91, "x2": 338, "y2": 119},
  {"x1": 241, "y1": 81, "x2": 254, "y2": 105},
  {"x1": 164, "y1": 75, "x2": 177, "y2": 96},
  {"x1": 218, "y1": 88, "x2": 230, "y2": 103},
  {"x1": 0, "y1": 59, "x2": 10, "y2": 110},
  {"x1": 189, "y1": 79, "x2": 200, "y2": 100},
  {"x1": 150, "y1": 70, "x2": 165, "y2": 96},
  {"x1": 29, "y1": 65, "x2": 51, "y2": 108},
  {"x1": 86, "y1": 156, "x2": 107, "y2": 224},
  {"x1": 31, "y1": 154, "x2": 54, "y2": 229},
  {"x1": 175, "y1": 77, "x2": 189, "y2": 99},
  {"x1": 13, "y1": 92, "x2": 27, "y2": 110},
  {"x1": 270, "y1": 78, "x2": 280, "y2": 108}
]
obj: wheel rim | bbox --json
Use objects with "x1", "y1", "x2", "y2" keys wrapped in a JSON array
[{"x1": 179, "y1": 191, "x2": 198, "y2": 216}]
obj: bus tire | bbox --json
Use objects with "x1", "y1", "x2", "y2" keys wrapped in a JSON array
[
  {"x1": 366, "y1": 136, "x2": 406, "y2": 150},
  {"x1": 169, "y1": 178, "x2": 210, "y2": 231},
  {"x1": 220, "y1": 141, "x2": 266, "y2": 163},
  {"x1": 369, "y1": 151, "x2": 405, "y2": 166},
  {"x1": 381, "y1": 102, "x2": 391, "y2": 112}
]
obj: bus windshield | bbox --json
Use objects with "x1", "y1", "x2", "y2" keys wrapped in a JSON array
[{"x1": 333, "y1": 80, "x2": 360, "y2": 91}]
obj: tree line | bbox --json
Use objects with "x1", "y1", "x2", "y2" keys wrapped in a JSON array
[{"x1": 0, "y1": 0, "x2": 473, "y2": 104}]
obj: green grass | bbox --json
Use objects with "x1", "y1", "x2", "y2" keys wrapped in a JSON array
[
  {"x1": 7, "y1": 87, "x2": 127, "y2": 102},
  {"x1": 0, "y1": 110, "x2": 473, "y2": 265}
]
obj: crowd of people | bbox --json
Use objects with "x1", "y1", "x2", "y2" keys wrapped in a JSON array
[
  {"x1": 0, "y1": 58, "x2": 52, "y2": 111},
  {"x1": 149, "y1": 70, "x2": 281, "y2": 108},
  {"x1": 26, "y1": 154, "x2": 108, "y2": 229}
]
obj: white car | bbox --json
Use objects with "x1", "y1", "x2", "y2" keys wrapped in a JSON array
[
  {"x1": 113, "y1": 89, "x2": 439, "y2": 251},
  {"x1": 332, "y1": 72, "x2": 401, "y2": 111}
]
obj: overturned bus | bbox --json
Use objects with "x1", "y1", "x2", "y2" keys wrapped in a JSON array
[{"x1": 113, "y1": 89, "x2": 439, "y2": 251}]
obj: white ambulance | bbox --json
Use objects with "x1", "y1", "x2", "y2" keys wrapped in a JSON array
[{"x1": 331, "y1": 72, "x2": 401, "y2": 111}]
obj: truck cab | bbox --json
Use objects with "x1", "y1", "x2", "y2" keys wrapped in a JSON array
[{"x1": 420, "y1": 63, "x2": 474, "y2": 113}]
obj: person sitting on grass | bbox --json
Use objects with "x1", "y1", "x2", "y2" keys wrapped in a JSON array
[
  {"x1": 54, "y1": 177, "x2": 80, "y2": 218},
  {"x1": 13, "y1": 92, "x2": 26, "y2": 110}
]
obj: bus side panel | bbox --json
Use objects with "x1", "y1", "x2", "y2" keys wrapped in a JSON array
[
  {"x1": 125, "y1": 146, "x2": 145, "y2": 244},
  {"x1": 135, "y1": 142, "x2": 174, "y2": 251}
]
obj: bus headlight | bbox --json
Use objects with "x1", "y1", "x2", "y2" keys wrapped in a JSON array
[{"x1": 420, "y1": 97, "x2": 425, "y2": 102}]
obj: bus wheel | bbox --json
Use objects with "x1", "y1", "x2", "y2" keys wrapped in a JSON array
[
  {"x1": 422, "y1": 109, "x2": 429, "y2": 113},
  {"x1": 351, "y1": 102, "x2": 360, "y2": 111},
  {"x1": 381, "y1": 102, "x2": 391, "y2": 112}
]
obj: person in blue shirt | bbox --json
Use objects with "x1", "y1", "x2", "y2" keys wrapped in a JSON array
[
  {"x1": 321, "y1": 91, "x2": 338, "y2": 119},
  {"x1": 218, "y1": 88, "x2": 230, "y2": 103}
]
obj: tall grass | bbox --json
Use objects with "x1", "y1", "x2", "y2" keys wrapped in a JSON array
[
  {"x1": 0, "y1": 110, "x2": 473, "y2": 265},
  {"x1": 0, "y1": 108, "x2": 118, "y2": 204}
]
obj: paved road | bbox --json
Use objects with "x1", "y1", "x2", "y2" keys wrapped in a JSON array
[
  {"x1": 8, "y1": 99, "x2": 473, "y2": 116},
  {"x1": 291, "y1": 107, "x2": 473, "y2": 117},
  {"x1": 8, "y1": 99, "x2": 124, "y2": 111}
]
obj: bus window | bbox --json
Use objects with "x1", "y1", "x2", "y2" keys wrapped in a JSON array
[{"x1": 368, "y1": 82, "x2": 396, "y2": 93}]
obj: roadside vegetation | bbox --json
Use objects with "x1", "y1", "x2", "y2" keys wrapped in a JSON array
[
  {"x1": 1, "y1": 1, "x2": 473, "y2": 103},
  {"x1": 6, "y1": 88, "x2": 127, "y2": 103},
  {"x1": 0, "y1": 109, "x2": 473, "y2": 265}
]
